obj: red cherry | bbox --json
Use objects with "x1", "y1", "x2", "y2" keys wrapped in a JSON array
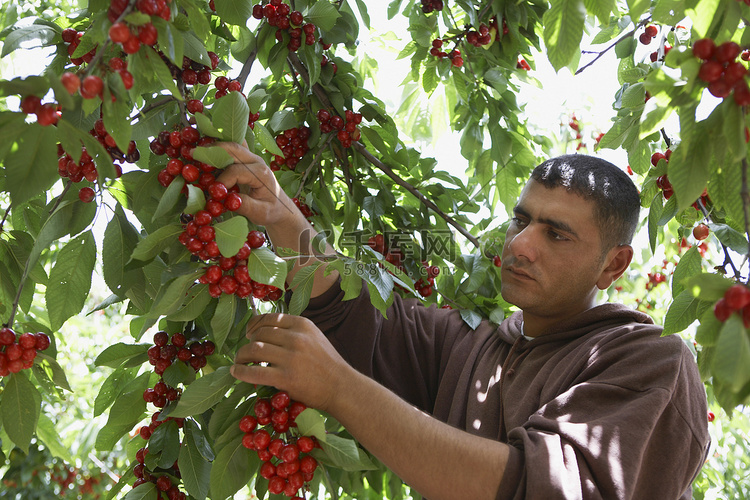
[
  {"x1": 80, "y1": 75, "x2": 103, "y2": 99},
  {"x1": 725, "y1": 284, "x2": 750, "y2": 310},
  {"x1": 36, "y1": 104, "x2": 59, "y2": 126},
  {"x1": 714, "y1": 298, "x2": 733, "y2": 322},
  {"x1": 60, "y1": 72, "x2": 80, "y2": 94},
  {"x1": 692, "y1": 38, "x2": 716, "y2": 60},
  {"x1": 692, "y1": 224, "x2": 710, "y2": 241},
  {"x1": 138, "y1": 22, "x2": 158, "y2": 46},
  {"x1": 651, "y1": 151, "x2": 666, "y2": 166},
  {"x1": 239, "y1": 415, "x2": 258, "y2": 433},
  {"x1": 0, "y1": 328, "x2": 15, "y2": 346},
  {"x1": 644, "y1": 25, "x2": 658, "y2": 38},
  {"x1": 224, "y1": 192, "x2": 242, "y2": 211},
  {"x1": 207, "y1": 181, "x2": 228, "y2": 201},
  {"x1": 34, "y1": 333, "x2": 50, "y2": 351},
  {"x1": 493, "y1": 255, "x2": 502, "y2": 267},
  {"x1": 78, "y1": 187, "x2": 95, "y2": 203},
  {"x1": 122, "y1": 34, "x2": 141, "y2": 54},
  {"x1": 109, "y1": 22, "x2": 131, "y2": 44},
  {"x1": 715, "y1": 41, "x2": 741, "y2": 64},
  {"x1": 697, "y1": 60, "x2": 724, "y2": 83},
  {"x1": 186, "y1": 99, "x2": 204, "y2": 114},
  {"x1": 247, "y1": 230, "x2": 266, "y2": 249},
  {"x1": 707, "y1": 411, "x2": 715, "y2": 422}
]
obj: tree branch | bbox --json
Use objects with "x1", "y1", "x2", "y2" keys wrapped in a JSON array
[
  {"x1": 741, "y1": 157, "x2": 750, "y2": 283},
  {"x1": 296, "y1": 134, "x2": 334, "y2": 199},
  {"x1": 130, "y1": 96, "x2": 176, "y2": 123},
  {"x1": 286, "y1": 53, "x2": 482, "y2": 249},
  {"x1": 353, "y1": 142, "x2": 481, "y2": 249},
  {"x1": 236, "y1": 47, "x2": 258, "y2": 89},
  {"x1": 575, "y1": 19, "x2": 649, "y2": 75},
  {"x1": 0, "y1": 202, "x2": 11, "y2": 232}
]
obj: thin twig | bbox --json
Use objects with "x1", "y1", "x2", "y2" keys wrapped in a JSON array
[
  {"x1": 130, "y1": 96, "x2": 176, "y2": 123},
  {"x1": 49, "y1": 181, "x2": 72, "y2": 215},
  {"x1": 287, "y1": 53, "x2": 481, "y2": 249},
  {"x1": 0, "y1": 202, "x2": 11, "y2": 232},
  {"x1": 575, "y1": 19, "x2": 650, "y2": 75},
  {"x1": 296, "y1": 134, "x2": 334, "y2": 199},
  {"x1": 741, "y1": 157, "x2": 750, "y2": 283},
  {"x1": 660, "y1": 128, "x2": 672, "y2": 148},
  {"x1": 353, "y1": 142, "x2": 481, "y2": 249}
]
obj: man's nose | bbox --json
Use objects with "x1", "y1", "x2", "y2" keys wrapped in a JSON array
[{"x1": 507, "y1": 224, "x2": 540, "y2": 263}]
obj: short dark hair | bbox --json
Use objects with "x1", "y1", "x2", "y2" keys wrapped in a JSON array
[{"x1": 530, "y1": 154, "x2": 641, "y2": 251}]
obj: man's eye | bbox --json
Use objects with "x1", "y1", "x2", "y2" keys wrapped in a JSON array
[{"x1": 548, "y1": 230, "x2": 568, "y2": 241}]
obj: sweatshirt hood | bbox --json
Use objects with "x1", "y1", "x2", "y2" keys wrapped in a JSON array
[{"x1": 495, "y1": 303, "x2": 656, "y2": 347}]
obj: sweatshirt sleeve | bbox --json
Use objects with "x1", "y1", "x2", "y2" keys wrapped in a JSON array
[
  {"x1": 496, "y1": 331, "x2": 709, "y2": 500},
  {"x1": 302, "y1": 278, "x2": 469, "y2": 413}
]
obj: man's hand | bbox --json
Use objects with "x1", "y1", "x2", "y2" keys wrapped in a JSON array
[
  {"x1": 230, "y1": 313, "x2": 351, "y2": 411},
  {"x1": 215, "y1": 142, "x2": 302, "y2": 229}
]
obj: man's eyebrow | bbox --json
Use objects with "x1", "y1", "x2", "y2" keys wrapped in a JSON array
[{"x1": 512, "y1": 205, "x2": 580, "y2": 239}]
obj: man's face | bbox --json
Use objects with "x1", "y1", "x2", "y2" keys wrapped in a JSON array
[{"x1": 500, "y1": 180, "x2": 610, "y2": 330}]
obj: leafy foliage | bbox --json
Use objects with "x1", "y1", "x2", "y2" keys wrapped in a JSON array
[{"x1": 0, "y1": 0, "x2": 749, "y2": 498}]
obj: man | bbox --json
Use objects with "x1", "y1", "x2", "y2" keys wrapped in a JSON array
[{"x1": 218, "y1": 145, "x2": 710, "y2": 500}]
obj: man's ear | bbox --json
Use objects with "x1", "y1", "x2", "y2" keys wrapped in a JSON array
[{"x1": 596, "y1": 244, "x2": 633, "y2": 290}]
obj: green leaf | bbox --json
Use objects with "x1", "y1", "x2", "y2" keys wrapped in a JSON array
[
  {"x1": 166, "y1": 284, "x2": 213, "y2": 321},
  {"x1": 667, "y1": 138, "x2": 711, "y2": 212},
  {"x1": 4, "y1": 123, "x2": 58, "y2": 205},
  {"x1": 709, "y1": 223, "x2": 749, "y2": 255},
  {"x1": 192, "y1": 146, "x2": 235, "y2": 168},
  {"x1": 214, "y1": 216, "x2": 250, "y2": 257},
  {"x1": 163, "y1": 360, "x2": 195, "y2": 388},
  {"x1": 672, "y1": 245, "x2": 702, "y2": 298},
  {"x1": 153, "y1": 17, "x2": 184, "y2": 67},
  {"x1": 103, "y1": 205, "x2": 142, "y2": 297},
  {"x1": 171, "y1": 367, "x2": 236, "y2": 418},
  {"x1": 247, "y1": 247, "x2": 288, "y2": 288},
  {"x1": 96, "y1": 374, "x2": 150, "y2": 451},
  {"x1": 36, "y1": 413, "x2": 73, "y2": 463},
  {"x1": 123, "y1": 482, "x2": 158, "y2": 500},
  {"x1": 210, "y1": 293, "x2": 236, "y2": 352},
  {"x1": 306, "y1": 1, "x2": 342, "y2": 31},
  {"x1": 542, "y1": 0, "x2": 586, "y2": 71},
  {"x1": 34, "y1": 352, "x2": 72, "y2": 392},
  {"x1": 209, "y1": 437, "x2": 259, "y2": 500},
  {"x1": 1, "y1": 24, "x2": 57, "y2": 57},
  {"x1": 183, "y1": 31, "x2": 211, "y2": 66},
  {"x1": 152, "y1": 176, "x2": 186, "y2": 222},
  {"x1": 213, "y1": 0, "x2": 254, "y2": 25},
  {"x1": 180, "y1": 424, "x2": 213, "y2": 500},
  {"x1": 295, "y1": 408, "x2": 328, "y2": 442},
  {"x1": 460, "y1": 308, "x2": 482, "y2": 330},
  {"x1": 663, "y1": 290, "x2": 700, "y2": 335},
  {"x1": 712, "y1": 315, "x2": 750, "y2": 391},
  {"x1": 212, "y1": 91, "x2": 249, "y2": 143},
  {"x1": 684, "y1": 273, "x2": 734, "y2": 302},
  {"x1": 46, "y1": 230, "x2": 96, "y2": 330},
  {"x1": 185, "y1": 184, "x2": 206, "y2": 215},
  {"x1": 289, "y1": 263, "x2": 322, "y2": 315},
  {"x1": 149, "y1": 269, "x2": 201, "y2": 318},
  {"x1": 94, "y1": 366, "x2": 140, "y2": 417},
  {"x1": 141, "y1": 46, "x2": 183, "y2": 99},
  {"x1": 319, "y1": 434, "x2": 377, "y2": 471},
  {"x1": 0, "y1": 372, "x2": 41, "y2": 453},
  {"x1": 150, "y1": 420, "x2": 182, "y2": 469},
  {"x1": 253, "y1": 122, "x2": 284, "y2": 156},
  {"x1": 131, "y1": 223, "x2": 183, "y2": 262},
  {"x1": 194, "y1": 111, "x2": 222, "y2": 138},
  {"x1": 94, "y1": 343, "x2": 150, "y2": 368}
]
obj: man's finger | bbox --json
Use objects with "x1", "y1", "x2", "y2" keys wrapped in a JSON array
[
  {"x1": 230, "y1": 363, "x2": 280, "y2": 387},
  {"x1": 235, "y1": 337, "x2": 287, "y2": 365},
  {"x1": 246, "y1": 313, "x2": 304, "y2": 336}
]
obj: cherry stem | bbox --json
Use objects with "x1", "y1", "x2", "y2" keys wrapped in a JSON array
[
  {"x1": 286, "y1": 53, "x2": 482, "y2": 250},
  {"x1": 0, "y1": 202, "x2": 11, "y2": 232},
  {"x1": 575, "y1": 18, "x2": 651, "y2": 75},
  {"x1": 84, "y1": 0, "x2": 137, "y2": 78},
  {"x1": 296, "y1": 134, "x2": 334, "y2": 199},
  {"x1": 130, "y1": 96, "x2": 176, "y2": 123},
  {"x1": 49, "y1": 181, "x2": 72, "y2": 215},
  {"x1": 741, "y1": 156, "x2": 750, "y2": 284}
]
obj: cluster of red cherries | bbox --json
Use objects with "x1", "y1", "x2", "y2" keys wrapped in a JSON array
[
  {"x1": 651, "y1": 150, "x2": 712, "y2": 210},
  {"x1": 693, "y1": 38, "x2": 750, "y2": 104},
  {"x1": 714, "y1": 284, "x2": 750, "y2": 327},
  {"x1": 316, "y1": 109, "x2": 363, "y2": 148},
  {"x1": 145, "y1": 331, "x2": 215, "y2": 378},
  {"x1": 429, "y1": 40, "x2": 464, "y2": 67},
  {"x1": 367, "y1": 234, "x2": 439, "y2": 298},
  {"x1": 269, "y1": 126, "x2": 312, "y2": 170},
  {"x1": 644, "y1": 271, "x2": 667, "y2": 291},
  {"x1": 109, "y1": 0, "x2": 172, "y2": 24},
  {"x1": 239, "y1": 391, "x2": 319, "y2": 498},
  {"x1": 466, "y1": 22, "x2": 495, "y2": 48},
  {"x1": 19, "y1": 94, "x2": 60, "y2": 126},
  {"x1": 0, "y1": 327, "x2": 51, "y2": 377},
  {"x1": 132, "y1": 436, "x2": 186, "y2": 499},
  {"x1": 252, "y1": 0, "x2": 319, "y2": 52},
  {"x1": 420, "y1": 0, "x2": 444, "y2": 13}
]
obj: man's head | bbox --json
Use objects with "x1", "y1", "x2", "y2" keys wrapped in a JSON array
[
  {"x1": 500, "y1": 154, "x2": 640, "y2": 336},
  {"x1": 530, "y1": 154, "x2": 641, "y2": 254}
]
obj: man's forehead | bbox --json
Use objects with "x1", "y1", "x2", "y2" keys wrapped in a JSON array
[{"x1": 516, "y1": 180, "x2": 598, "y2": 220}]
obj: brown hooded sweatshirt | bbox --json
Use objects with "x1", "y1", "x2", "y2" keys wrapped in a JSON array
[{"x1": 303, "y1": 280, "x2": 710, "y2": 500}]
